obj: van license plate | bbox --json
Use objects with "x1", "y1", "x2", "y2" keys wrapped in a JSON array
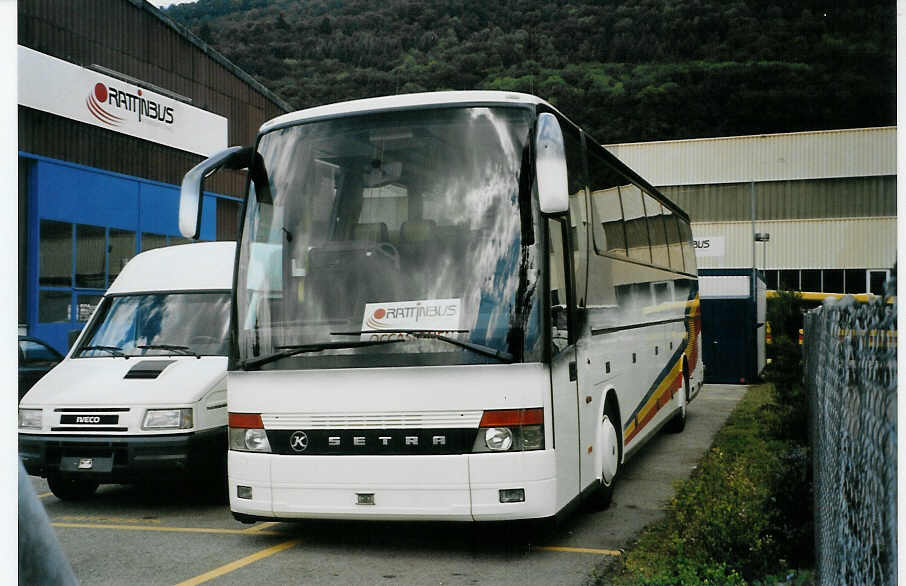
[{"x1": 78, "y1": 458, "x2": 93, "y2": 470}]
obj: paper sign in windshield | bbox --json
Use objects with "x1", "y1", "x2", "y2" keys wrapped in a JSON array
[{"x1": 361, "y1": 299, "x2": 461, "y2": 341}]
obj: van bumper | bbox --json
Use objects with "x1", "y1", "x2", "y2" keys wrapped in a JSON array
[{"x1": 18, "y1": 427, "x2": 226, "y2": 483}]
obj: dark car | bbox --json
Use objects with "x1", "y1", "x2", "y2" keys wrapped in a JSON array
[{"x1": 18, "y1": 336, "x2": 63, "y2": 401}]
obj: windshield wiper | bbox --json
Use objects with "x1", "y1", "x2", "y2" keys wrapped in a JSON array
[
  {"x1": 331, "y1": 330, "x2": 515, "y2": 364},
  {"x1": 138, "y1": 344, "x2": 201, "y2": 359},
  {"x1": 238, "y1": 338, "x2": 408, "y2": 371},
  {"x1": 80, "y1": 345, "x2": 127, "y2": 358}
]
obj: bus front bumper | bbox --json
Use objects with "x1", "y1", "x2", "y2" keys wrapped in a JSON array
[{"x1": 229, "y1": 449, "x2": 558, "y2": 522}]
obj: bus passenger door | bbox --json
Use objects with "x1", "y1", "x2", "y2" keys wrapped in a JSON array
[{"x1": 548, "y1": 218, "x2": 581, "y2": 509}]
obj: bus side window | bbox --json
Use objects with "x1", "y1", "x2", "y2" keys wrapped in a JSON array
[
  {"x1": 587, "y1": 145, "x2": 627, "y2": 258},
  {"x1": 548, "y1": 218, "x2": 570, "y2": 354},
  {"x1": 561, "y1": 125, "x2": 587, "y2": 308},
  {"x1": 678, "y1": 218, "x2": 696, "y2": 273},
  {"x1": 621, "y1": 185, "x2": 651, "y2": 264},
  {"x1": 644, "y1": 194, "x2": 669, "y2": 268},
  {"x1": 663, "y1": 207, "x2": 684, "y2": 272}
]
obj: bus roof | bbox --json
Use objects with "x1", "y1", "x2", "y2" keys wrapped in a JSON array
[
  {"x1": 259, "y1": 91, "x2": 556, "y2": 135},
  {"x1": 107, "y1": 241, "x2": 235, "y2": 295}
]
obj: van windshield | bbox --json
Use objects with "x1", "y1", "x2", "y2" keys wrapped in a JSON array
[{"x1": 77, "y1": 292, "x2": 231, "y2": 358}]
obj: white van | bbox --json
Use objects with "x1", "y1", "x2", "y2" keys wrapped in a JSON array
[{"x1": 18, "y1": 241, "x2": 235, "y2": 500}]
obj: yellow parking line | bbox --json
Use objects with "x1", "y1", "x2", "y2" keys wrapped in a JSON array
[
  {"x1": 58, "y1": 515, "x2": 162, "y2": 524},
  {"x1": 37, "y1": 492, "x2": 53, "y2": 499},
  {"x1": 537, "y1": 545, "x2": 622, "y2": 556},
  {"x1": 173, "y1": 539, "x2": 299, "y2": 586},
  {"x1": 51, "y1": 522, "x2": 282, "y2": 536},
  {"x1": 242, "y1": 521, "x2": 280, "y2": 534}
]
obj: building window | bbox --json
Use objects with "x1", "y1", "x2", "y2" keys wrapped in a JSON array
[
  {"x1": 823, "y1": 270, "x2": 844, "y2": 293},
  {"x1": 109, "y1": 229, "x2": 136, "y2": 283},
  {"x1": 39, "y1": 220, "x2": 72, "y2": 287},
  {"x1": 780, "y1": 269, "x2": 799, "y2": 291},
  {"x1": 844, "y1": 269, "x2": 865, "y2": 294},
  {"x1": 38, "y1": 290, "x2": 70, "y2": 323},
  {"x1": 869, "y1": 270, "x2": 889, "y2": 295},
  {"x1": 800, "y1": 270, "x2": 821, "y2": 293},
  {"x1": 764, "y1": 270, "x2": 778, "y2": 290},
  {"x1": 141, "y1": 232, "x2": 168, "y2": 251},
  {"x1": 75, "y1": 224, "x2": 107, "y2": 289}
]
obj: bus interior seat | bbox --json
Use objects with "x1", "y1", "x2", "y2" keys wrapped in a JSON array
[
  {"x1": 399, "y1": 219, "x2": 437, "y2": 243},
  {"x1": 352, "y1": 222, "x2": 390, "y2": 243}
]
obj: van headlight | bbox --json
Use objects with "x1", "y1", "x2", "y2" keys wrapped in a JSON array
[
  {"x1": 142, "y1": 408, "x2": 193, "y2": 430},
  {"x1": 18, "y1": 409, "x2": 42, "y2": 429}
]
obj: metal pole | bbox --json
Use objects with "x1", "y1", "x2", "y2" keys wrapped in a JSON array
[{"x1": 751, "y1": 181, "x2": 756, "y2": 298}]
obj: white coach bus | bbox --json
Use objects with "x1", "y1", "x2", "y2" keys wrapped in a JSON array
[{"x1": 179, "y1": 91, "x2": 702, "y2": 522}]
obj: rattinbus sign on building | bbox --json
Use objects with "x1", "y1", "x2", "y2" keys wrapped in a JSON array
[{"x1": 17, "y1": 0, "x2": 291, "y2": 353}]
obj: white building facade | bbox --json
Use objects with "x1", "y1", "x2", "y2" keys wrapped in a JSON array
[{"x1": 606, "y1": 127, "x2": 896, "y2": 294}]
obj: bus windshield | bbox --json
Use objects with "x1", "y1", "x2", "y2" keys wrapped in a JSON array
[
  {"x1": 236, "y1": 106, "x2": 542, "y2": 369},
  {"x1": 78, "y1": 292, "x2": 231, "y2": 357}
]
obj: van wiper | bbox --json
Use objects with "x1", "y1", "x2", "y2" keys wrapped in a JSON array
[
  {"x1": 80, "y1": 345, "x2": 127, "y2": 358},
  {"x1": 138, "y1": 344, "x2": 201, "y2": 359},
  {"x1": 238, "y1": 338, "x2": 407, "y2": 371},
  {"x1": 331, "y1": 330, "x2": 515, "y2": 363}
]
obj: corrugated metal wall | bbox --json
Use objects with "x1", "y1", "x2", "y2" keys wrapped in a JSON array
[
  {"x1": 606, "y1": 127, "x2": 896, "y2": 186},
  {"x1": 18, "y1": 0, "x2": 290, "y2": 199},
  {"x1": 662, "y1": 176, "x2": 896, "y2": 222},
  {"x1": 691, "y1": 217, "x2": 896, "y2": 270}
]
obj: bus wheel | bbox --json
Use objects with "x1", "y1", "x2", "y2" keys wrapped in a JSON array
[
  {"x1": 47, "y1": 475, "x2": 99, "y2": 501},
  {"x1": 666, "y1": 371, "x2": 689, "y2": 434},
  {"x1": 588, "y1": 405, "x2": 620, "y2": 510}
]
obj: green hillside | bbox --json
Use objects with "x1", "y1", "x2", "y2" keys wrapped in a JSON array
[{"x1": 164, "y1": 0, "x2": 895, "y2": 143}]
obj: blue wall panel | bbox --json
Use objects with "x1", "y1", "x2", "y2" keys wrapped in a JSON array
[
  {"x1": 139, "y1": 182, "x2": 180, "y2": 236},
  {"x1": 24, "y1": 154, "x2": 223, "y2": 353},
  {"x1": 35, "y1": 160, "x2": 139, "y2": 229}
]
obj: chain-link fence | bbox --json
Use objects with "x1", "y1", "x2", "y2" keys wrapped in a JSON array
[{"x1": 803, "y1": 277, "x2": 897, "y2": 585}]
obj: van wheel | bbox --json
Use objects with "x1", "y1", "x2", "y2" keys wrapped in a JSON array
[
  {"x1": 47, "y1": 475, "x2": 99, "y2": 501},
  {"x1": 666, "y1": 371, "x2": 689, "y2": 434},
  {"x1": 588, "y1": 405, "x2": 621, "y2": 510}
]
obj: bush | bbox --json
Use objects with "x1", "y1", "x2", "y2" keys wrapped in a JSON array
[
  {"x1": 766, "y1": 290, "x2": 806, "y2": 341},
  {"x1": 610, "y1": 384, "x2": 813, "y2": 585}
]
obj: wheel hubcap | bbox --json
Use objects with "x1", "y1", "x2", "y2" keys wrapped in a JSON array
[{"x1": 601, "y1": 415, "x2": 618, "y2": 485}]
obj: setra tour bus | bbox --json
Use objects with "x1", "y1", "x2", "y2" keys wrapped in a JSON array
[{"x1": 178, "y1": 91, "x2": 702, "y2": 523}]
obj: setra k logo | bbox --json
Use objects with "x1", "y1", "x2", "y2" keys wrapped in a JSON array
[{"x1": 289, "y1": 431, "x2": 309, "y2": 453}]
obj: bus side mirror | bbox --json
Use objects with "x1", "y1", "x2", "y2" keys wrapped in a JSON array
[
  {"x1": 535, "y1": 113, "x2": 569, "y2": 215},
  {"x1": 179, "y1": 146, "x2": 253, "y2": 239}
]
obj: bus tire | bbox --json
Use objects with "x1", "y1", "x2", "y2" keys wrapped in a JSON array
[
  {"x1": 588, "y1": 404, "x2": 621, "y2": 510},
  {"x1": 665, "y1": 369, "x2": 689, "y2": 434},
  {"x1": 47, "y1": 475, "x2": 99, "y2": 501}
]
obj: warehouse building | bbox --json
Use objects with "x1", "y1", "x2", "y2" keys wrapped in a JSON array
[
  {"x1": 606, "y1": 127, "x2": 897, "y2": 296},
  {"x1": 18, "y1": 0, "x2": 292, "y2": 351}
]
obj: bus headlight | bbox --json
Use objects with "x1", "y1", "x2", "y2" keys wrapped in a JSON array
[
  {"x1": 143, "y1": 408, "x2": 193, "y2": 430},
  {"x1": 230, "y1": 428, "x2": 271, "y2": 453},
  {"x1": 472, "y1": 408, "x2": 545, "y2": 453},
  {"x1": 521, "y1": 424, "x2": 544, "y2": 450},
  {"x1": 228, "y1": 413, "x2": 271, "y2": 453},
  {"x1": 485, "y1": 427, "x2": 513, "y2": 451},
  {"x1": 18, "y1": 408, "x2": 42, "y2": 429}
]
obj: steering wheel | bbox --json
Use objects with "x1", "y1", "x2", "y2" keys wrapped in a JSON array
[{"x1": 372, "y1": 242, "x2": 400, "y2": 270}]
